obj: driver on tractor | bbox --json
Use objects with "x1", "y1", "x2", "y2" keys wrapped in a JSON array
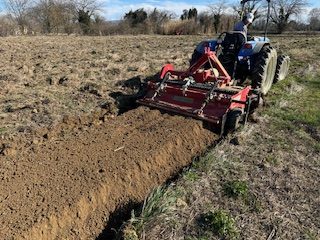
[{"x1": 233, "y1": 12, "x2": 254, "y2": 40}]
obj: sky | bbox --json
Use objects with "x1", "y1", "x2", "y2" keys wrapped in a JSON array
[{"x1": 102, "y1": 0, "x2": 320, "y2": 20}]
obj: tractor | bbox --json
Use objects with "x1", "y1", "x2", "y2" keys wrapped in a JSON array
[
  {"x1": 190, "y1": 0, "x2": 290, "y2": 95},
  {"x1": 137, "y1": 0, "x2": 290, "y2": 134}
]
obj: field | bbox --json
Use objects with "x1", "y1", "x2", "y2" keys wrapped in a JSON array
[{"x1": 0, "y1": 35, "x2": 319, "y2": 239}]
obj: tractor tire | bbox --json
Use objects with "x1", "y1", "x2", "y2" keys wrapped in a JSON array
[
  {"x1": 251, "y1": 46, "x2": 277, "y2": 95},
  {"x1": 273, "y1": 55, "x2": 290, "y2": 83},
  {"x1": 225, "y1": 108, "x2": 243, "y2": 133}
]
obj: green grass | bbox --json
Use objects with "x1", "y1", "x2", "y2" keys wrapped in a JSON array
[
  {"x1": 183, "y1": 170, "x2": 200, "y2": 182},
  {"x1": 223, "y1": 180, "x2": 248, "y2": 199},
  {"x1": 266, "y1": 73, "x2": 320, "y2": 129},
  {"x1": 304, "y1": 229, "x2": 318, "y2": 240},
  {"x1": 198, "y1": 210, "x2": 238, "y2": 239},
  {"x1": 128, "y1": 186, "x2": 178, "y2": 233},
  {"x1": 223, "y1": 180, "x2": 261, "y2": 212}
]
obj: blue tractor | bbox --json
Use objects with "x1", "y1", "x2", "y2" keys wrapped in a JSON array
[{"x1": 190, "y1": 0, "x2": 290, "y2": 95}]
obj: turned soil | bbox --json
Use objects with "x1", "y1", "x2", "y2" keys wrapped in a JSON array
[
  {"x1": 0, "y1": 35, "x2": 211, "y2": 240},
  {"x1": 0, "y1": 107, "x2": 217, "y2": 239}
]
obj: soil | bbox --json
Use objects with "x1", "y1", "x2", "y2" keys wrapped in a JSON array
[
  {"x1": 0, "y1": 35, "x2": 201, "y2": 136},
  {"x1": 0, "y1": 106, "x2": 217, "y2": 239}
]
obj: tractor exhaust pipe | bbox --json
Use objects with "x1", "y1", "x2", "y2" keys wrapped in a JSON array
[{"x1": 264, "y1": 0, "x2": 271, "y2": 40}]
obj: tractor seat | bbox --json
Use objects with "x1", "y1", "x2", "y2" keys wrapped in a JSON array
[
  {"x1": 219, "y1": 31, "x2": 246, "y2": 76},
  {"x1": 220, "y1": 31, "x2": 246, "y2": 56}
]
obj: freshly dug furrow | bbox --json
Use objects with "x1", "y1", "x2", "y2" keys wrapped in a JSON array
[{"x1": 0, "y1": 107, "x2": 217, "y2": 239}]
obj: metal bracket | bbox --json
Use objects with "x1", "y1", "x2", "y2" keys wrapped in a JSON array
[
  {"x1": 151, "y1": 73, "x2": 170, "y2": 100},
  {"x1": 193, "y1": 83, "x2": 217, "y2": 116},
  {"x1": 182, "y1": 77, "x2": 194, "y2": 96}
]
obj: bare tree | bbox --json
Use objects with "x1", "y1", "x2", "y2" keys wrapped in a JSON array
[
  {"x1": 180, "y1": 8, "x2": 197, "y2": 21},
  {"x1": 198, "y1": 11, "x2": 213, "y2": 34},
  {"x1": 209, "y1": 0, "x2": 227, "y2": 33},
  {"x1": 5, "y1": 0, "x2": 32, "y2": 33},
  {"x1": 72, "y1": 0, "x2": 100, "y2": 34},
  {"x1": 270, "y1": 0, "x2": 308, "y2": 33},
  {"x1": 148, "y1": 8, "x2": 173, "y2": 34},
  {"x1": 233, "y1": 0, "x2": 262, "y2": 20},
  {"x1": 308, "y1": 8, "x2": 320, "y2": 31},
  {"x1": 31, "y1": 0, "x2": 75, "y2": 33}
]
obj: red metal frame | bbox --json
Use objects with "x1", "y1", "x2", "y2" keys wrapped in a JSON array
[
  {"x1": 138, "y1": 48, "x2": 253, "y2": 129},
  {"x1": 160, "y1": 47, "x2": 231, "y2": 85}
]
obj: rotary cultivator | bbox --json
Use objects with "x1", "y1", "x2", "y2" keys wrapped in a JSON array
[{"x1": 137, "y1": 47, "x2": 260, "y2": 134}]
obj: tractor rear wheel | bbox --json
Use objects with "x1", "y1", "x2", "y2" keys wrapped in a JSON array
[
  {"x1": 273, "y1": 55, "x2": 290, "y2": 83},
  {"x1": 251, "y1": 46, "x2": 277, "y2": 95}
]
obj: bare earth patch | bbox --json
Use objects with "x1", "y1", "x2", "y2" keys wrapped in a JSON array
[{"x1": 0, "y1": 35, "x2": 202, "y2": 136}]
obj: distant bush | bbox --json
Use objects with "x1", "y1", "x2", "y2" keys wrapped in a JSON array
[{"x1": 163, "y1": 20, "x2": 199, "y2": 35}]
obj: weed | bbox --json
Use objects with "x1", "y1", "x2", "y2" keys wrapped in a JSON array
[
  {"x1": 122, "y1": 227, "x2": 139, "y2": 240},
  {"x1": 266, "y1": 73, "x2": 320, "y2": 130},
  {"x1": 129, "y1": 187, "x2": 176, "y2": 233},
  {"x1": 304, "y1": 229, "x2": 317, "y2": 240},
  {"x1": 244, "y1": 193, "x2": 262, "y2": 213},
  {"x1": 223, "y1": 180, "x2": 261, "y2": 212},
  {"x1": 223, "y1": 180, "x2": 248, "y2": 199},
  {"x1": 198, "y1": 209, "x2": 238, "y2": 239},
  {"x1": 185, "y1": 237, "x2": 210, "y2": 240},
  {"x1": 191, "y1": 153, "x2": 222, "y2": 174},
  {"x1": 3, "y1": 105, "x2": 14, "y2": 113},
  {"x1": 265, "y1": 155, "x2": 279, "y2": 165},
  {"x1": 183, "y1": 170, "x2": 200, "y2": 182}
]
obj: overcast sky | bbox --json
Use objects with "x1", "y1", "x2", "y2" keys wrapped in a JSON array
[{"x1": 102, "y1": 0, "x2": 320, "y2": 20}]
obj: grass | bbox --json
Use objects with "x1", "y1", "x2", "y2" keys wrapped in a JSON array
[
  {"x1": 122, "y1": 229, "x2": 139, "y2": 240},
  {"x1": 198, "y1": 210, "x2": 238, "y2": 239},
  {"x1": 183, "y1": 170, "x2": 200, "y2": 182},
  {"x1": 126, "y1": 186, "x2": 178, "y2": 235},
  {"x1": 223, "y1": 180, "x2": 248, "y2": 199},
  {"x1": 266, "y1": 64, "x2": 320, "y2": 129}
]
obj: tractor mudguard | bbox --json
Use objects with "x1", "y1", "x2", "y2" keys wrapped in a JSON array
[
  {"x1": 251, "y1": 42, "x2": 270, "y2": 54},
  {"x1": 238, "y1": 41, "x2": 270, "y2": 58}
]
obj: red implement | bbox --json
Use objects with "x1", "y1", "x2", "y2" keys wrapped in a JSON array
[{"x1": 137, "y1": 48, "x2": 259, "y2": 133}]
